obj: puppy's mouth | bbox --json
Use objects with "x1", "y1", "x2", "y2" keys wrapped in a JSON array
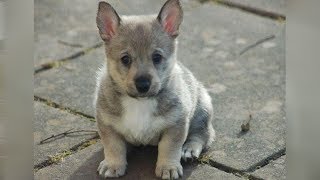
[{"x1": 127, "y1": 91, "x2": 158, "y2": 99}]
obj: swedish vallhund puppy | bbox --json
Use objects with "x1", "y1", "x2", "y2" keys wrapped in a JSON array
[{"x1": 94, "y1": 0, "x2": 215, "y2": 179}]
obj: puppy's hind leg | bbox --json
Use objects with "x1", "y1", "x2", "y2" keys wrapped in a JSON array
[{"x1": 181, "y1": 107, "x2": 215, "y2": 161}]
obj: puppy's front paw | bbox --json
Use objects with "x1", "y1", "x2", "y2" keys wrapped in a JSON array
[
  {"x1": 155, "y1": 162, "x2": 183, "y2": 180},
  {"x1": 97, "y1": 159, "x2": 126, "y2": 178}
]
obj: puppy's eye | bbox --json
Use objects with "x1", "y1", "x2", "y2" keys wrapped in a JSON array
[
  {"x1": 152, "y1": 53, "x2": 162, "y2": 65},
  {"x1": 121, "y1": 55, "x2": 131, "y2": 66}
]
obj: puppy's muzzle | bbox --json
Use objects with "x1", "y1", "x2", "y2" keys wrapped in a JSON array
[{"x1": 135, "y1": 75, "x2": 151, "y2": 93}]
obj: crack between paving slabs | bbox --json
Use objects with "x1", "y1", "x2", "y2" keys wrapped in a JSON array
[
  {"x1": 200, "y1": 159, "x2": 263, "y2": 180},
  {"x1": 34, "y1": 96, "x2": 96, "y2": 122},
  {"x1": 198, "y1": 0, "x2": 286, "y2": 21},
  {"x1": 34, "y1": 141, "x2": 262, "y2": 180},
  {"x1": 33, "y1": 94, "x2": 278, "y2": 180},
  {"x1": 32, "y1": 96, "x2": 257, "y2": 179},
  {"x1": 34, "y1": 136, "x2": 100, "y2": 172},
  {"x1": 196, "y1": 146, "x2": 285, "y2": 179},
  {"x1": 34, "y1": 42, "x2": 103, "y2": 74},
  {"x1": 33, "y1": 96, "x2": 100, "y2": 171},
  {"x1": 246, "y1": 148, "x2": 286, "y2": 172},
  {"x1": 248, "y1": 154, "x2": 286, "y2": 180}
]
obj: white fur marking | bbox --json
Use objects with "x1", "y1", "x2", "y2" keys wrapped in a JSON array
[{"x1": 117, "y1": 97, "x2": 167, "y2": 145}]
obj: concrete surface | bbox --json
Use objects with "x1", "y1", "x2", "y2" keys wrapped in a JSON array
[
  {"x1": 34, "y1": 0, "x2": 101, "y2": 67},
  {"x1": 35, "y1": 49, "x2": 104, "y2": 117},
  {"x1": 34, "y1": 0, "x2": 286, "y2": 179}
]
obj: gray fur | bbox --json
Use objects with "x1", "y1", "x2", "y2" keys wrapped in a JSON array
[{"x1": 95, "y1": 0, "x2": 215, "y2": 179}]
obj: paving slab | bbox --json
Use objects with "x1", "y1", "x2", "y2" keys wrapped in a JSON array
[
  {"x1": 34, "y1": 0, "x2": 101, "y2": 67},
  {"x1": 34, "y1": 0, "x2": 200, "y2": 67},
  {"x1": 35, "y1": 141, "x2": 242, "y2": 180},
  {"x1": 34, "y1": 1, "x2": 285, "y2": 172},
  {"x1": 34, "y1": 49, "x2": 105, "y2": 117},
  {"x1": 204, "y1": 29, "x2": 285, "y2": 171},
  {"x1": 252, "y1": 156, "x2": 286, "y2": 180},
  {"x1": 177, "y1": 4, "x2": 285, "y2": 171},
  {"x1": 34, "y1": 102, "x2": 97, "y2": 166},
  {"x1": 186, "y1": 164, "x2": 242, "y2": 180}
]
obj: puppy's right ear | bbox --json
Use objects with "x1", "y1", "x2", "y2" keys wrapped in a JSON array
[{"x1": 96, "y1": 2, "x2": 121, "y2": 42}]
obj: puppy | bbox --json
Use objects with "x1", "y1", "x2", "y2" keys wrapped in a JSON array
[{"x1": 94, "y1": 0, "x2": 215, "y2": 179}]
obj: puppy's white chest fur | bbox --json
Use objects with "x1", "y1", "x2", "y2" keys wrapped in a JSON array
[{"x1": 115, "y1": 97, "x2": 166, "y2": 145}]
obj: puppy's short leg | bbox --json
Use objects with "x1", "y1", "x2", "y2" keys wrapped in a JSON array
[
  {"x1": 182, "y1": 125, "x2": 215, "y2": 161},
  {"x1": 97, "y1": 125, "x2": 127, "y2": 178},
  {"x1": 182, "y1": 105, "x2": 215, "y2": 161},
  {"x1": 156, "y1": 125, "x2": 187, "y2": 180}
]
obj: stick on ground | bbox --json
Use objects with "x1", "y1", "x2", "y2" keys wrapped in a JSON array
[
  {"x1": 39, "y1": 129, "x2": 98, "y2": 144},
  {"x1": 239, "y1": 35, "x2": 275, "y2": 55}
]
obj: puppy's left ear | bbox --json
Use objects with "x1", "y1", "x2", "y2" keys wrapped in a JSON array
[{"x1": 157, "y1": 0, "x2": 183, "y2": 38}]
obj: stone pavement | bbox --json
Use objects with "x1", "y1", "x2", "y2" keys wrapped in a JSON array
[{"x1": 34, "y1": 0, "x2": 286, "y2": 179}]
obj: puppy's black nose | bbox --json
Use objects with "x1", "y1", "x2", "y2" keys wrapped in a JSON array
[{"x1": 135, "y1": 76, "x2": 151, "y2": 93}]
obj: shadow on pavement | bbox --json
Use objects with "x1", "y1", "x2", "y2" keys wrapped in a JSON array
[{"x1": 69, "y1": 146, "x2": 197, "y2": 180}]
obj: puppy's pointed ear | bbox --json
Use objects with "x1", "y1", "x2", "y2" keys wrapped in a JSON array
[
  {"x1": 96, "y1": 2, "x2": 121, "y2": 42},
  {"x1": 157, "y1": 0, "x2": 183, "y2": 38}
]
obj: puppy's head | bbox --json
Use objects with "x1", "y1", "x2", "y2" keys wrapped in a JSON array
[{"x1": 96, "y1": 0, "x2": 183, "y2": 98}]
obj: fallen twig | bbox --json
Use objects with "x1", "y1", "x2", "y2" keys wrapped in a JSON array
[
  {"x1": 57, "y1": 40, "x2": 83, "y2": 48},
  {"x1": 239, "y1": 35, "x2": 275, "y2": 55},
  {"x1": 39, "y1": 128, "x2": 98, "y2": 144},
  {"x1": 34, "y1": 42, "x2": 103, "y2": 74},
  {"x1": 241, "y1": 114, "x2": 252, "y2": 132}
]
